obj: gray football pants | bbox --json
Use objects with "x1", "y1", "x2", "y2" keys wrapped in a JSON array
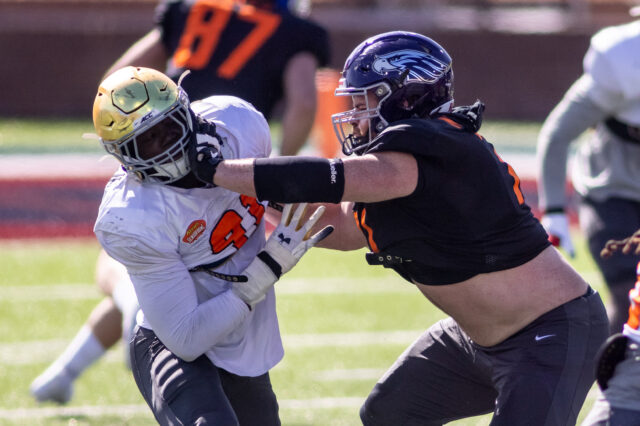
[
  {"x1": 360, "y1": 287, "x2": 609, "y2": 426},
  {"x1": 130, "y1": 326, "x2": 280, "y2": 426}
]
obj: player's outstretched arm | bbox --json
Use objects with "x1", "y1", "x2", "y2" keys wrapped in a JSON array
[{"x1": 231, "y1": 203, "x2": 333, "y2": 307}]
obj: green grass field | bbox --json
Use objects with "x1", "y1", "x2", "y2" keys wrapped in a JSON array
[
  {"x1": 0, "y1": 118, "x2": 605, "y2": 424},
  {"x1": 0, "y1": 235, "x2": 606, "y2": 426}
]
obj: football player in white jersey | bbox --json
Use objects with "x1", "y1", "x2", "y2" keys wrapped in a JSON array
[
  {"x1": 537, "y1": 14, "x2": 640, "y2": 333},
  {"x1": 63, "y1": 66, "x2": 330, "y2": 425}
]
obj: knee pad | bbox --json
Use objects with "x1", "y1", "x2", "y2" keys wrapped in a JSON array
[{"x1": 596, "y1": 333, "x2": 628, "y2": 390}]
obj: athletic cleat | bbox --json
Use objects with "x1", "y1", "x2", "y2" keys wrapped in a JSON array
[{"x1": 30, "y1": 366, "x2": 73, "y2": 404}]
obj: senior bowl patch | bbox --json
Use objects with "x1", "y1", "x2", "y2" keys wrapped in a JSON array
[{"x1": 183, "y1": 220, "x2": 206, "y2": 244}]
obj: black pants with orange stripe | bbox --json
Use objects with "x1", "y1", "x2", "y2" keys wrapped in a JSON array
[
  {"x1": 130, "y1": 326, "x2": 280, "y2": 426},
  {"x1": 360, "y1": 288, "x2": 609, "y2": 426}
]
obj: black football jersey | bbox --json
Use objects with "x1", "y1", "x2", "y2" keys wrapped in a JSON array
[
  {"x1": 357, "y1": 115, "x2": 550, "y2": 285},
  {"x1": 156, "y1": 0, "x2": 330, "y2": 119}
]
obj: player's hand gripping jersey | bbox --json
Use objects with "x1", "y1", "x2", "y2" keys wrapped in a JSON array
[
  {"x1": 94, "y1": 96, "x2": 281, "y2": 376},
  {"x1": 157, "y1": 0, "x2": 329, "y2": 119}
]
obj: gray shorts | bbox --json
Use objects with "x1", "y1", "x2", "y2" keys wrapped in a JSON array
[
  {"x1": 582, "y1": 341, "x2": 640, "y2": 426},
  {"x1": 130, "y1": 326, "x2": 280, "y2": 426},
  {"x1": 360, "y1": 288, "x2": 609, "y2": 426}
]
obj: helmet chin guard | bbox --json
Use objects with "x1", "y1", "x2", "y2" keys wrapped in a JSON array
[
  {"x1": 93, "y1": 66, "x2": 194, "y2": 184},
  {"x1": 331, "y1": 31, "x2": 454, "y2": 156}
]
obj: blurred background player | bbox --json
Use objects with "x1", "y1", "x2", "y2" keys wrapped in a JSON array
[
  {"x1": 106, "y1": 0, "x2": 329, "y2": 156},
  {"x1": 536, "y1": 11, "x2": 640, "y2": 333},
  {"x1": 582, "y1": 228, "x2": 640, "y2": 425},
  {"x1": 30, "y1": 0, "x2": 329, "y2": 404}
]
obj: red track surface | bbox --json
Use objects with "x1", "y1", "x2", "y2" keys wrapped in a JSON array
[{"x1": 0, "y1": 153, "x2": 578, "y2": 239}]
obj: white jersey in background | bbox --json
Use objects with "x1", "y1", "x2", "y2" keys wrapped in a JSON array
[
  {"x1": 537, "y1": 20, "x2": 640, "y2": 209},
  {"x1": 94, "y1": 96, "x2": 283, "y2": 377}
]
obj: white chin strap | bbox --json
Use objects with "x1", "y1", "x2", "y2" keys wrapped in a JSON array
[
  {"x1": 148, "y1": 155, "x2": 190, "y2": 183},
  {"x1": 430, "y1": 100, "x2": 454, "y2": 115}
]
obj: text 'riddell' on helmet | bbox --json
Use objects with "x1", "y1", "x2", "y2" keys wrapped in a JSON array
[
  {"x1": 331, "y1": 31, "x2": 454, "y2": 156},
  {"x1": 92, "y1": 66, "x2": 194, "y2": 184}
]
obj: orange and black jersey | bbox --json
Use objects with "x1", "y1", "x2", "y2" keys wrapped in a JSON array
[
  {"x1": 356, "y1": 115, "x2": 550, "y2": 285},
  {"x1": 156, "y1": 0, "x2": 329, "y2": 119}
]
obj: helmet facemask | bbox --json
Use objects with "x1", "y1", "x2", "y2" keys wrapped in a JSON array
[
  {"x1": 331, "y1": 31, "x2": 455, "y2": 156},
  {"x1": 102, "y1": 89, "x2": 192, "y2": 184},
  {"x1": 332, "y1": 81, "x2": 392, "y2": 156},
  {"x1": 94, "y1": 67, "x2": 195, "y2": 185}
]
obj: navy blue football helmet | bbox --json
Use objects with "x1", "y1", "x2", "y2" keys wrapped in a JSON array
[{"x1": 332, "y1": 31, "x2": 454, "y2": 155}]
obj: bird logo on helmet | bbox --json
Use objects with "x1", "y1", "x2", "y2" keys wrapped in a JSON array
[
  {"x1": 93, "y1": 66, "x2": 194, "y2": 184},
  {"x1": 331, "y1": 31, "x2": 454, "y2": 156}
]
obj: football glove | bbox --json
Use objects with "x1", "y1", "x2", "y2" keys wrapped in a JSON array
[
  {"x1": 188, "y1": 120, "x2": 223, "y2": 187},
  {"x1": 231, "y1": 203, "x2": 333, "y2": 307},
  {"x1": 541, "y1": 212, "x2": 575, "y2": 258}
]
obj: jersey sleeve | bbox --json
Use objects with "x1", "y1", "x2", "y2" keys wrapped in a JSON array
[
  {"x1": 288, "y1": 18, "x2": 330, "y2": 68},
  {"x1": 155, "y1": 0, "x2": 181, "y2": 51},
  {"x1": 193, "y1": 96, "x2": 272, "y2": 160},
  {"x1": 96, "y1": 217, "x2": 251, "y2": 362}
]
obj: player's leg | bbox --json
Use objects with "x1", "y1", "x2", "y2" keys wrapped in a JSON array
[
  {"x1": 487, "y1": 287, "x2": 608, "y2": 426},
  {"x1": 30, "y1": 250, "x2": 137, "y2": 403},
  {"x1": 130, "y1": 327, "x2": 279, "y2": 426},
  {"x1": 582, "y1": 339, "x2": 640, "y2": 426},
  {"x1": 360, "y1": 317, "x2": 497, "y2": 426},
  {"x1": 219, "y1": 368, "x2": 280, "y2": 425},
  {"x1": 579, "y1": 197, "x2": 640, "y2": 333}
]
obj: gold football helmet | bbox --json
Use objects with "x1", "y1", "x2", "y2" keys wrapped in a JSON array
[{"x1": 93, "y1": 66, "x2": 193, "y2": 184}]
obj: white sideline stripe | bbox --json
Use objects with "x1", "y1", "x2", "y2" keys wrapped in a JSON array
[
  {"x1": 0, "y1": 330, "x2": 421, "y2": 365},
  {"x1": 1, "y1": 277, "x2": 414, "y2": 301},
  {"x1": 0, "y1": 398, "x2": 364, "y2": 419},
  {"x1": 315, "y1": 368, "x2": 385, "y2": 381}
]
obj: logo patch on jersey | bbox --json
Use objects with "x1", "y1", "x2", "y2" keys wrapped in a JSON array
[
  {"x1": 183, "y1": 220, "x2": 206, "y2": 244},
  {"x1": 372, "y1": 49, "x2": 448, "y2": 83}
]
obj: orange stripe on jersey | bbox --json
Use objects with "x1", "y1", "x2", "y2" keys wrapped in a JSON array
[
  {"x1": 217, "y1": 8, "x2": 281, "y2": 79},
  {"x1": 355, "y1": 208, "x2": 379, "y2": 253},
  {"x1": 437, "y1": 116, "x2": 463, "y2": 129},
  {"x1": 492, "y1": 148, "x2": 525, "y2": 205}
]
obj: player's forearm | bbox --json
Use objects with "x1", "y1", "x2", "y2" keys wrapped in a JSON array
[
  {"x1": 214, "y1": 158, "x2": 258, "y2": 197},
  {"x1": 537, "y1": 79, "x2": 607, "y2": 210},
  {"x1": 143, "y1": 287, "x2": 251, "y2": 362}
]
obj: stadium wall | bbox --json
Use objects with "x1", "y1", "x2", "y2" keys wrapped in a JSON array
[{"x1": 0, "y1": 0, "x2": 632, "y2": 120}]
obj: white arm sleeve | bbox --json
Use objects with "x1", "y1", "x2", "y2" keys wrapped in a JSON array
[
  {"x1": 99, "y1": 232, "x2": 250, "y2": 362},
  {"x1": 536, "y1": 75, "x2": 610, "y2": 210}
]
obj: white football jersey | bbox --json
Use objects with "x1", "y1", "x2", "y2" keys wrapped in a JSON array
[
  {"x1": 94, "y1": 96, "x2": 283, "y2": 376},
  {"x1": 584, "y1": 19, "x2": 640, "y2": 125},
  {"x1": 570, "y1": 20, "x2": 640, "y2": 202}
]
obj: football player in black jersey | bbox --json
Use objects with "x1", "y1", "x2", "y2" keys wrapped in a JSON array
[
  {"x1": 192, "y1": 31, "x2": 610, "y2": 425},
  {"x1": 105, "y1": 0, "x2": 329, "y2": 156},
  {"x1": 30, "y1": 0, "x2": 329, "y2": 406}
]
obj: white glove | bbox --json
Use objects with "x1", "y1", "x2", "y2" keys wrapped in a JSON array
[
  {"x1": 541, "y1": 212, "x2": 575, "y2": 258},
  {"x1": 231, "y1": 203, "x2": 333, "y2": 307}
]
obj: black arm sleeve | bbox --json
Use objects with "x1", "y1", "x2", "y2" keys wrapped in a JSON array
[{"x1": 253, "y1": 157, "x2": 344, "y2": 203}]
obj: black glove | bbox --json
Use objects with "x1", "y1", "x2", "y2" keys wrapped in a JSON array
[
  {"x1": 188, "y1": 118, "x2": 223, "y2": 187},
  {"x1": 440, "y1": 100, "x2": 485, "y2": 133}
]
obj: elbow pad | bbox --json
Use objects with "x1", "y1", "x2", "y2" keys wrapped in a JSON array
[{"x1": 253, "y1": 157, "x2": 344, "y2": 203}]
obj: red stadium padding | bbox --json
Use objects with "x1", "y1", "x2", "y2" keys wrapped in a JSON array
[
  {"x1": 0, "y1": 177, "x2": 109, "y2": 239},
  {"x1": 0, "y1": 176, "x2": 578, "y2": 240}
]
